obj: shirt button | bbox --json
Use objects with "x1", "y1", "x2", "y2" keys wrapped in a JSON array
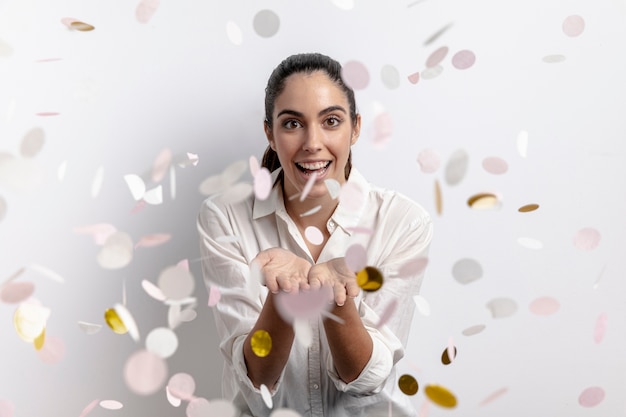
[{"x1": 313, "y1": 384, "x2": 319, "y2": 390}]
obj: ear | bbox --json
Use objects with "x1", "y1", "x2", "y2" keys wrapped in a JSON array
[
  {"x1": 350, "y1": 114, "x2": 362, "y2": 145},
  {"x1": 264, "y1": 121, "x2": 276, "y2": 151}
]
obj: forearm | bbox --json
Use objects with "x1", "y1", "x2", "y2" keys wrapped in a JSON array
[
  {"x1": 323, "y1": 297, "x2": 373, "y2": 383},
  {"x1": 243, "y1": 293, "x2": 295, "y2": 390}
]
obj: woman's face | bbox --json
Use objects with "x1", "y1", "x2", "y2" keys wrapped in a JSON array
[{"x1": 265, "y1": 71, "x2": 361, "y2": 201}]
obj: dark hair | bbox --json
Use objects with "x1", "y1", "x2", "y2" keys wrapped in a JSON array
[{"x1": 261, "y1": 53, "x2": 357, "y2": 181}]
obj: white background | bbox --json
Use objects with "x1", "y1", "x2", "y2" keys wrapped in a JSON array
[{"x1": 1, "y1": 0, "x2": 625, "y2": 416}]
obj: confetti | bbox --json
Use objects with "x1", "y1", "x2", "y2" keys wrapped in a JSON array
[
  {"x1": 70, "y1": 21, "x2": 95, "y2": 31},
  {"x1": 356, "y1": 266, "x2": 384, "y2": 292},
  {"x1": 381, "y1": 65, "x2": 400, "y2": 90},
  {"x1": 517, "y1": 130, "x2": 529, "y2": 157},
  {"x1": 482, "y1": 157, "x2": 508, "y2": 175},
  {"x1": 78, "y1": 321, "x2": 102, "y2": 335},
  {"x1": 563, "y1": 15, "x2": 585, "y2": 37},
  {"x1": 324, "y1": 179, "x2": 341, "y2": 199},
  {"x1": 398, "y1": 374, "x2": 419, "y2": 395},
  {"x1": 417, "y1": 149, "x2": 441, "y2": 173},
  {"x1": 486, "y1": 298, "x2": 518, "y2": 319},
  {"x1": 123, "y1": 349, "x2": 168, "y2": 395},
  {"x1": 13, "y1": 302, "x2": 51, "y2": 342},
  {"x1": 97, "y1": 231, "x2": 134, "y2": 269},
  {"x1": 441, "y1": 343, "x2": 457, "y2": 365},
  {"x1": 299, "y1": 171, "x2": 318, "y2": 201},
  {"x1": 462, "y1": 324, "x2": 486, "y2": 336},
  {"x1": 421, "y1": 65, "x2": 444, "y2": 80},
  {"x1": 518, "y1": 203, "x2": 539, "y2": 213},
  {"x1": 36, "y1": 335, "x2": 65, "y2": 364},
  {"x1": 208, "y1": 285, "x2": 221, "y2": 307},
  {"x1": 304, "y1": 226, "x2": 324, "y2": 245},
  {"x1": 397, "y1": 257, "x2": 429, "y2": 277},
  {"x1": 529, "y1": 296, "x2": 560, "y2": 316},
  {"x1": 407, "y1": 71, "x2": 420, "y2": 84},
  {"x1": 341, "y1": 60, "x2": 370, "y2": 90},
  {"x1": 0, "y1": 281, "x2": 34, "y2": 304},
  {"x1": 33, "y1": 327, "x2": 46, "y2": 350},
  {"x1": 219, "y1": 182, "x2": 253, "y2": 204},
  {"x1": 543, "y1": 54, "x2": 566, "y2": 63},
  {"x1": 73, "y1": 223, "x2": 117, "y2": 245},
  {"x1": 251, "y1": 330, "x2": 272, "y2": 357},
  {"x1": 141, "y1": 279, "x2": 166, "y2": 301},
  {"x1": 345, "y1": 243, "x2": 367, "y2": 273},
  {"x1": 134, "y1": 233, "x2": 171, "y2": 248},
  {"x1": 91, "y1": 166, "x2": 104, "y2": 198},
  {"x1": 299, "y1": 205, "x2": 322, "y2": 217},
  {"x1": 254, "y1": 167, "x2": 273, "y2": 200},
  {"x1": 249, "y1": 155, "x2": 260, "y2": 177},
  {"x1": 414, "y1": 295, "x2": 431, "y2": 316},
  {"x1": 104, "y1": 307, "x2": 128, "y2": 335},
  {"x1": 227, "y1": 21, "x2": 243, "y2": 45},
  {"x1": 0, "y1": 153, "x2": 45, "y2": 192},
  {"x1": 151, "y1": 148, "x2": 171, "y2": 182},
  {"x1": 294, "y1": 318, "x2": 313, "y2": 347},
  {"x1": 0, "y1": 38, "x2": 14, "y2": 57},
  {"x1": 260, "y1": 384, "x2": 274, "y2": 409},
  {"x1": 424, "y1": 384, "x2": 457, "y2": 408},
  {"x1": 467, "y1": 192, "x2": 501, "y2": 210},
  {"x1": 517, "y1": 237, "x2": 543, "y2": 250},
  {"x1": 167, "y1": 372, "x2": 196, "y2": 401},
  {"x1": 146, "y1": 327, "x2": 179, "y2": 358},
  {"x1": 158, "y1": 265, "x2": 195, "y2": 301},
  {"x1": 452, "y1": 258, "x2": 482, "y2": 285},
  {"x1": 191, "y1": 399, "x2": 237, "y2": 417},
  {"x1": 339, "y1": 182, "x2": 365, "y2": 212},
  {"x1": 253, "y1": 9, "x2": 280, "y2": 37},
  {"x1": 424, "y1": 22, "x2": 453, "y2": 46},
  {"x1": 593, "y1": 312, "x2": 608, "y2": 343},
  {"x1": 186, "y1": 398, "x2": 211, "y2": 417},
  {"x1": 426, "y1": 46, "x2": 449, "y2": 68},
  {"x1": 199, "y1": 159, "x2": 247, "y2": 195},
  {"x1": 0, "y1": 196, "x2": 6, "y2": 222},
  {"x1": 136, "y1": 0, "x2": 160, "y2": 23},
  {"x1": 20, "y1": 127, "x2": 45, "y2": 158},
  {"x1": 444, "y1": 149, "x2": 469, "y2": 186},
  {"x1": 479, "y1": 387, "x2": 508, "y2": 406},
  {"x1": 78, "y1": 399, "x2": 99, "y2": 417},
  {"x1": 331, "y1": 0, "x2": 355, "y2": 10},
  {"x1": 166, "y1": 386, "x2": 182, "y2": 407},
  {"x1": 35, "y1": 112, "x2": 60, "y2": 117},
  {"x1": 434, "y1": 179, "x2": 443, "y2": 215},
  {"x1": 573, "y1": 227, "x2": 601, "y2": 250},
  {"x1": 451, "y1": 50, "x2": 475, "y2": 70},
  {"x1": 373, "y1": 112, "x2": 393, "y2": 148},
  {"x1": 168, "y1": 303, "x2": 182, "y2": 329},
  {"x1": 578, "y1": 386, "x2": 605, "y2": 407},
  {"x1": 275, "y1": 288, "x2": 332, "y2": 322},
  {"x1": 99, "y1": 400, "x2": 123, "y2": 410},
  {"x1": 115, "y1": 304, "x2": 139, "y2": 340},
  {"x1": 57, "y1": 160, "x2": 67, "y2": 181}
]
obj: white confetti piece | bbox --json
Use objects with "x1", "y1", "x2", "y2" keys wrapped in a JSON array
[
  {"x1": 345, "y1": 244, "x2": 367, "y2": 273},
  {"x1": 78, "y1": 321, "x2": 103, "y2": 335},
  {"x1": 517, "y1": 237, "x2": 543, "y2": 250},
  {"x1": 421, "y1": 65, "x2": 444, "y2": 80},
  {"x1": 20, "y1": 127, "x2": 45, "y2": 158},
  {"x1": 227, "y1": 20, "x2": 243, "y2": 45},
  {"x1": 166, "y1": 386, "x2": 182, "y2": 407},
  {"x1": 417, "y1": 149, "x2": 441, "y2": 173},
  {"x1": 324, "y1": 179, "x2": 341, "y2": 199},
  {"x1": 331, "y1": 0, "x2": 355, "y2": 10},
  {"x1": 99, "y1": 400, "x2": 123, "y2": 410},
  {"x1": 142, "y1": 279, "x2": 166, "y2": 301},
  {"x1": 208, "y1": 285, "x2": 221, "y2": 307},
  {"x1": 444, "y1": 149, "x2": 469, "y2": 186},
  {"x1": 158, "y1": 265, "x2": 195, "y2": 301},
  {"x1": 486, "y1": 297, "x2": 517, "y2": 319},
  {"x1": 219, "y1": 182, "x2": 253, "y2": 204},
  {"x1": 57, "y1": 160, "x2": 68, "y2": 181},
  {"x1": 168, "y1": 372, "x2": 196, "y2": 401},
  {"x1": 452, "y1": 258, "x2": 482, "y2": 285},
  {"x1": 28, "y1": 264, "x2": 65, "y2": 283},
  {"x1": 260, "y1": 384, "x2": 274, "y2": 409},
  {"x1": 299, "y1": 205, "x2": 322, "y2": 217},
  {"x1": 143, "y1": 185, "x2": 163, "y2": 205},
  {"x1": 136, "y1": 0, "x2": 160, "y2": 23},
  {"x1": 462, "y1": 324, "x2": 485, "y2": 336},
  {"x1": 124, "y1": 174, "x2": 146, "y2": 200},
  {"x1": 114, "y1": 303, "x2": 139, "y2": 342},
  {"x1": 294, "y1": 318, "x2": 312, "y2": 348},
  {"x1": 413, "y1": 295, "x2": 431, "y2": 316},
  {"x1": 146, "y1": 327, "x2": 179, "y2": 358},
  {"x1": 249, "y1": 155, "x2": 260, "y2": 177},
  {"x1": 91, "y1": 166, "x2": 104, "y2": 198},
  {"x1": 517, "y1": 130, "x2": 529, "y2": 157},
  {"x1": 97, "y1": 232, "x2": 134, "y2": 269},
  {"x1": 300, "y1": 171, "x2": 318, "y2": 201},
  {"x1": 13, "y1": 302, "x2": 51, "y2": 342},
  {"x1": 169, "y1": 165, "x2": 176, "y2": 200}
]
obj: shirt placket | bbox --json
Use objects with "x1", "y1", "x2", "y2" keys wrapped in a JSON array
[{"x1": 308, "y1": 318, "x2": 323, "y2": 417}]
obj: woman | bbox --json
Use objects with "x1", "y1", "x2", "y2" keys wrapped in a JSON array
[{"x1": 198, "y1": 53, "x2": 433, "y2": 416}]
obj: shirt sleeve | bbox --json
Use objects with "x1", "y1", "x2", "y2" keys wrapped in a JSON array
[{"x1": 326, "y1": 200, "x2": 434, "y2": 395}]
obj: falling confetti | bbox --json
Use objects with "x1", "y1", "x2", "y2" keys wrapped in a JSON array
[
  {"x1": 373, "y1": 112, "x2": 393, "y2": 147},
  {"x1": 324, "y1": 179, "x2": 341, "y2": 199},
  {"x1": 573, "y1": 227, "x2": 601, "y2": 250},
  {"x1": 482, "y1": 156, "x2": 508, "y2": 175},
  {"x1": 414, "y1": 295, "x2": 431, "y2": 316},
  {"x1": 486, "y1": 297, "x2": 518, "y2": 319},
  {"x1": 529, "y1": 296, "x2": 560, "y2": 316},
  {"x1": 407, "y1": 71, "x2": 420, "y2": 84},
  {"x1": 124, "y1": 174, "x2": 146, "y2": 200},
  {"x1": 254, "y1": 167, "x2": 273, "y2": 200},
  {"x1": 20, "y1": 127, "x2": 45, "y2": 158},
  {"x1": 0, "y1": 196, "x2": 6, "y2": 223},
  {"x1": 294, "y1": 318, "x2": 313, "y2": 347},
  {"x1": 91, "y1": 165, "x2": 104, "y2": 198},
  {"x1": 426, "y1": 46, "x2": 449, "y2": 68},
  {"x1": 518, "y1": 203, "x2": 539, "y2": 213},
  {"x1": 199, "y1": 159, "x2": 248, "y2": 196},
  {"x1": 260, "y1": 384, "x2": 273, "y2": 409},
  {"x1": 146, "y1": 327, "x2": 179, "y2": 358},
  {"x1": 78, "y1": 321, "x2": 102, "y2": 335},
  {"x1": 299, "y1": 205, "x2": 322, "y2": 217},
  {"x1": 190, "y1": 399, "x2": 237, "y2": 417},
  {"x1": 168, "y1": 372, "x2": 196, "y2": 401},
  {"x1": 186, "y1": 398, "x2": 211, "y2": 417},
  {"x1": 123, "y1": 349, "x2": 168, "y2": 395},
  {"x1": 251, "y1": 330, "x2": 272, "y2": 357},
  {"x1": 0, "y1": 38, "x2": 14, "y2": 57},
  {"x1": 157, "y1": 265, "x2": 195, "y2": 301},
  {"x1": 166, "y1": 386, "x2": 182, "y2": 407},
  {"x1": 227, "y1": 21, "x2": 243, "y2": 45},
  {"x1": 467, "y1": 192, "x2": 501, "y2": 210},
  {"x1": 345, "y1": 243, "x2": 367, "y2": 273},
  {"x1": 517, "y1": 237, "x2": 543, "y2": 250},
  {"x1": 417, "y1": 149, "x2": 441, "y2": 173},
  {"x1": 563, "y1": 15, "x2": 585, "y2": 37},
  {"x1": 356, "y1": 266, "x2": 384, "y2": 292},
  {"x1": 151, "y1": 148, "x2": 171, "y2": 182},
  {"x1": 517, "y1": 130, "x2": 529, "y2": 157},
  {"x1": 104, "y1": 307, "x2": 128, "y2": 335},
  {"x1": 444, "y1": 149, "x2": 469, "y2": 186},
  {"x1": 304, "y1": 226, "x2": 324, "y2": 245},
  {"x1": 0, "y1": 281, "x2": 35, "y2": 304},
  {"x1": 99, "y1": 400, "x2": 123, "y2": 410},
  {"x1": 208, "y1": 285, "x2": 221, "y2": 307},
  {"x1": 71, "y1": 21, "x2": 95, "y2": 31},
  {"x1": 253, "y1": 9, "x2": 280, "y2": 37},
  {"x1": 398, "y1": 374, "x2": 419, "y2": 395},
  {"x1": 341, "y1": 60, "x2": 370, "y2": 90},
  {"x1": 74, "y1": 223, "x2": 117, "y2": 245},
  {"x1": 434, "y1": 179, "x2": 443, "y2": 215},
  {"x1": 275, "y1": 288, "x2": 332, "y2": 322},
  {"x1": 593, "y1": 312, "x2": 608, "y2": 343},
  {"x1": 97, "y1": 232, "x2": 134, "y2": 269},
  {"x1": 134, "y1": 233, "x2": 171, "y2": 249},
  {"x1": 381, "y1": 65, "x2": 400, "y2": 89},
  {"x1": 543, "y1": 54, "x2": 566, "y2": 63},
  {"x1": 479, "y1": 387, "x2": 508, "y2": 406},
  {"x1": 299, "y1": 171, "x2": 318, "y2": 201},
  {"x1": 136, "y1": 0, "x2": 160, "y2": 23},
  {"x1": 421, "y1": 65, "x2": 444, "y2": 80},
  {"x1": 578, "y1": 386, "x2": 605, "y2": 407},
  {"x1": 33, "y1": 327, "x2": 46, "y2": 350},
  {"x1": 462, "y1": 324, "x2": 486, "y2": 336},
  {"x1": 57, "y1": 160, "x2": 67, "y2": 181},
  {"x1": 424, "y1": 384, "x2": 457, "y2": 408},
  {"x1": 451, "y1": 50, "x2": 476, "y2": 70},
  {"x1": 13, "y1": 302, "x2": 51, "y2": 342},
  {"x1": 331, "y1": 0, "x2": 355, "y2": 10},
  {"x1": 452, "y1": 258, "x2": 483, "y2": 285},
  {"x1": 424, "y1": 22, "x2": 453, "y2": 46},
  {"x1": 36, "y1": 335, "x2": 65, "y2": 364},
  {"x1": 441, "y1": 343, "x2": 457, "y2": 365}
]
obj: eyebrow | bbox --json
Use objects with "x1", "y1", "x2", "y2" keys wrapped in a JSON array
[{"x1": 276, "y1": 105, "x2": 348, "y2": 119}]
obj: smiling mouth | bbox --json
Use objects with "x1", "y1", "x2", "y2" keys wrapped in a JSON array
[{"x1": 295, "y1": 161, "x2": 331, "y2": 176}]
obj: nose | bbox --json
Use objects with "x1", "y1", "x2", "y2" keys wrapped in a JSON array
[{"x1": 302, "y1": 125, "x2": 323, "y2": 152}]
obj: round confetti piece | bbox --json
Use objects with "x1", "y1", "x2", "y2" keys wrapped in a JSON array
[
  {"x1": 421, "y1": 65, "x2": 444, "y2": 80},
  {"x1": 397, "y1": 257, "x2": 429, "y2": 277},
  {"x1": 20, "y1": 127, "x2": 45, "y2": 158},
  {"x1": 136, "y1": 0, "x2": 160, "y2": 24},
  {"x1": 543, "y1": 54, "x2": 566, "y2": 63},
  {"x1": 97, "y1": 231, "x2": 134, "y2": 270},
  {"x1": 426, "y1": 46, "x2": 449, "y2": 68},
  {"x1": 168, "y1": 372, "x2": 196, "y2": 401},
  {"x1": 104, "y1": 308, "x2": 128, "y2": 335},
  {"x1": 253, "y1": 9, "x2": 280, "y2": 38},
  {"x1": 260, "y1": 384, "x2": 273, "y2": 409},
  {"x1": 486, "y1": 297, "x2": 518, "y2": 319},
  {"x1": 452, "y1": 258, "x2": 482, "y2": 285},
  {"x1": 482, "y1": 156, "x2": 508, "y2": 175},
  {"x1": 414, "y1": 295, "x2": 431, "y2": 316},
  {"x1": 451, "y1": 50, "x2": 475, "y2": 70},
  {"x1": 186, "y1": 397, "x2": 211, "y2": 417},
  {"x1": 33, "y1": 327, "x2": 46, "y2": 350},
  {"x1": 227, "y1": 20, "x2": 243, "y2": 45},
  {"x1": 345, "y1": 243, "x2": 367, "y2": 273},
  {"x1": 304, "y1": 226, "x2": 324, "y2": 246},
  {"x1": 146, "y1": 327, "x2": 179, "y2": 358},
  {"x1": 517, "y1": 130, "x2": 529, "y2": 157},
  {"x1": 151, "y1": 148, "x2": 171, "y2": 182},
  {"x1": 563, "y1": 15, "x2": 585, "y2": 37},
  {"x1": 13, "y1": 303, "x2": 50, "y2": 342},
  {"x1": 124, "y1": 349, "x2": 168, "y2": 395},
  {"x1": 462, "y1": 324, "x2": 486, "y2": 336},
  {"x1": 341, "y1": 60, "x2": 370, "y2": 90},
  {"x1": 331, "y1": 0, "x2": 355, "y2": 10},
  {"x1": 0, "y1": 281, "x2": 35, "y2": 304},
  {"x1": 251, "y1": 329, "x2": 272, "y2": 357},
  {"x1": 398, "y1": 374, "x2": 419, "y2": 396},
  {"x1": 36, "y1": 335, "x2": 65, "y2": 364},
  {"x1": 578, "y1": 386, "x2": 605, "y2": 407},
  {"x1": 573, "y1": 227, "x2": 601, "y2": 250},
  {"x1": 254, "y1": 167, "x2": 273, "y2": 200},
  {"x1": 517, "y1": 237, "x2": 543, "y2": 250},
  {"x1": 99, "y1": 400, "x2": 123, "y2": 410},
  {"x1": 424, "y1": 384, "x2": 457, "y2": 408},
  {"x1": 78, "y1": 321, "x2": 102, "y2": 335},
  {"x1": 593, "y1": 312, "x2": 608, "y2": 344},
  {"x1": 275, "y1": 289, "x2": 331, "y2": 323},
  {"x1": 158, "y1": 265, "x2": 195, "y2": 301},
  {"x1": 417, "y1": 149, "x2": 441, "y2": 173},
  {"x1": 441, "y1": 345, "x2": 457, "y2": 365},
  {"x1": 445, "y1": 149, "x2": 469, "y2": 186},
  {"x1": 141, "y1": 280, "x2": 166, "y2": 301},
  {"x1": 529, "y1": 296, "x2": 560, "y2": 316},
  {"x1": 0, "y1": 400, "x2": 15, "y2": 417},
  {"x1": 467, "y1": 193, "x2": 501, "y2": 210},
  {"x1": 407, "y1": 71, "x2": 420, "y2": 84},
  {"x1": 356, "y1": 266, "x2": 384, "y2": 292},
  {"x1": 0, "y1": 196, "x2": 6, "y2": 223},
  {"x1": 179, "y1": 307, "x2": 197, "y2": 323},
  {"x1": 518, "y1": 203, "x2": 539, "y2": 213},
  {"x1": 381, "y1": 65, "x2": 400, "y2": 89}
]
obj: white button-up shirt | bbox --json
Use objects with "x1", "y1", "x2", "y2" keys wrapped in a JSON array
[{"x1": 197, "y1": 168, "x2": 433, "y2": 417}]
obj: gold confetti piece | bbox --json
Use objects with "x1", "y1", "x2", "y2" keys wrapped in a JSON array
[
  {"x1": 441, "y1": 345, "x2": 457, "y2": 365},
  {"x1": 518, "y1": 203, "x2": 539, "y2": 213},
  {"x1": 104, "y1": 308, "x2": 128, "y2": 334},
  {"x1": 34, "y1": 327, "x2": 46, "y2": 350},
  {"x1": 356, "y1": 266, "x2": 384, "y2": 292},
  {"x1": 434, "y1": 180, "x2": 442, "y2": 215},
  {"x1": 70, "y1": 21, "x2": 95, "y2": 31},
  {"x1": 467, "y1": 193, "x2": 500, "y2": 209},
  {"x1": 250, "y1": 330, "x2": 272, "y2": 357},
  {"x1": 425, "y1": 384, "x2": 457, "y2": 408},
  {"x1": 398, "y1": 374, "x2": 419, "y2": 395},
  {"x1": 13, "y1": 303, "x2": 51, "y2": 342}
]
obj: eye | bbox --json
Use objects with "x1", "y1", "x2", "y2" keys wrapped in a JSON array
[
  {"x1": 325, "y1": 116, "x2": 342, "y2": 127},
  {"x1": 282, "y1": 119, "x2": 302, "y2": 129}
]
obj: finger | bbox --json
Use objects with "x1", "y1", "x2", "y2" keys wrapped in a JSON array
[
  {"x1": 275, "y1": 275, "x2": 294, "y2": 293},
  {"x1": 345, "y1": 279, "x2": 360, "y2": 299},
  {"x1": 264, "y1": 274, "x2": 280, "y2": 294},
  {"x1": 333, "y1": 282, "x2": 347, "y2": 307}
]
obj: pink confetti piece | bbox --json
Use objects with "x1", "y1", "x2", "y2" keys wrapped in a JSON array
[
  {"x1": 136, "y1": 0, "x2": 160, "y2": 23},
  {"x1": 573, "y1": 227, "x2": 601, "y2": 250},
  {"x1": 426, "y1": 46, "x2": 449, "y2": 68},
  {"x1": 0, "y1": 281, "x2": 34, "y2": 304},
  {"x1": 35, "y1": 112, "x2": 60, "y2": 117},
  {"x1": 99, "y1": 400, "x2": 123, "y2": 410},
  {"x1": 451, "y1": 50, "x2": 476, "y2": 70},
  {"x1": 20, "y1": 127, "x2": 45, "y2": 158},
  {"x1": 304, "y1": 226, "x2": 324, "y2": 245},
  {"x1": 124, "y1": 349, "x2": 168, "y2": 395},
  {"x1": 177, "y1": 258, "x2": 189, "y2": 271},
  {"x1": 376, "y1": 299, "x2": 398, "y2": 328},
  {"x1": 275, "y1": 288, "x2": 332, "y2": 323},
  {"x1": 517, "y1": 130, "x2": 529, "y2": 157},
  {"x1": 543, "y1": 54, "x2": 566, "y2": 63},
  {"x1": 254, "y1": 167, "x2": 273, "y2": 200},
  {"x1": 397, "y1": 257, "x2": 429, "y2": 277},
  {"x1": 479, "y1": 387, "x2": 508, "y2": 406},
  {"x1": 563, "y1": 15, "x2": 585, "y2": 37},
  {"x1": 186, "y1": 397, "x2": 211, "y2": 417},
  {"x1": 168, "y1": 372, "x2": 196, "y2": 401},
  {"x1": 142, "y1": 279, "x2": 166, "y2": 301},
  {"x1": 373, "y1": 112, "x2": 393, "y2": 148},
  {"x1": 421, "y1": 64, "x2": 444, "y2": 80},
  {"x1": 134, "y1": 233, "x2": 171, "y2": 249},
  {"x1": 446, "y1": 337, "x2": 456, "y2": 363},
  {"x1": 482, "y1": 156, "x2": 508, "y2": 175},
  {"x1": 145, "y1": 327, "x2": 179, "y2": 358},
  {"x1": 299, "y1": 171, "x2": 318, "y2": 202},
  {"x1": 260, "y1": 384, "x2": 273, "y2": 409},
  {"x1": 37, "y1": 335, "x2": 66, "y2": 364},
  {"x1": 208, "y1": 285, "x2": 221, "y2": 307},
  {"x1": 417, "y1": 149, "x2": 441, "y2": 173},
  {"x1": 78, "y1": 399, "x2": 99, "y2": 417},
  {"x1": 151, "y1": 148, "x2": 171, "y2": 182},
  {"x1": 594, "y1": 312, "x2": 608, "y2": 343},
  {"x1": 158, "y1": 265, "x2": 195, "y2": 301},
  {"x1": 529, "y1": 296, "x2": 560, "y2": 316},
  {"x1": 341, "y1": 60, "x2": 370, "y2": 90},
  {"x1": 339, "y1": 182, "x2": 365, "y2": 212},
  {"x1": 178, "y1": 307, "x2": 197, "y2": 323},
  {"x1": 407, "y1": 71, "x2": 420, "y2": 84},
  {"x1": 578, "y1": 386, "x2": 605, "y2": 407},
  {"x1": 249, "y1": 155, "x2": 260, "y2": 177},
  {"x1": 131, "y1": 200, "x2": 147, "y2": 214},
  {"x1": 345, "y1": 244, "x2": 367, "y2": 273}
]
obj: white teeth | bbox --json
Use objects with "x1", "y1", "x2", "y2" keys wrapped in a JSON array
[{"x1": 297, "y1": 161, "x2": 329, "y2": 170}]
